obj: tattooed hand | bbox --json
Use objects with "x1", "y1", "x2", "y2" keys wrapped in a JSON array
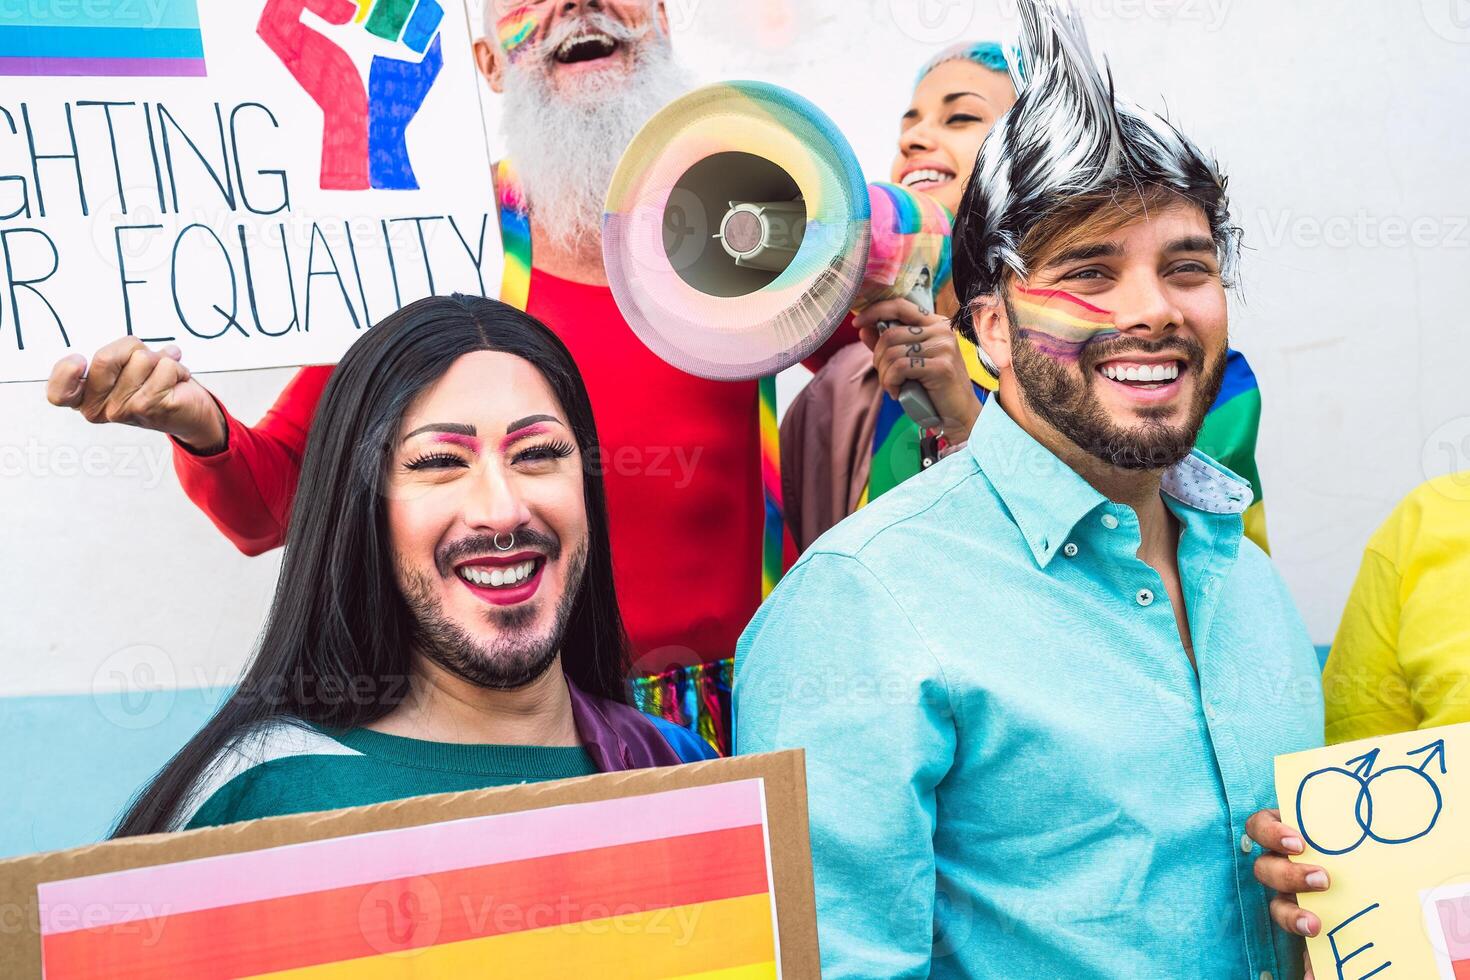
[{"x1": 855, "y1": 298, "x2": 983, "y2": 442}]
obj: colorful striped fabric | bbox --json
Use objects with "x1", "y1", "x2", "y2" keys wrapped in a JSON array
[
  {"x1": 0, "y1": 4, "x2": 205, "y2": 77},
  {"x1": 759, "y1": 375, "x2": 786, "y2": 599},
  {"x1": 1195, "y1": 348, "x2": 1269, "y2": 552},
  {"x1": 38, "y1": 781, "x2": 780, "y2": 978},
  {"x1": 495, "y1": 160, "x2": 533, "y2": 312},
  {"x1": 631, "y1": 659, "x2": 734, "y2": 758}
]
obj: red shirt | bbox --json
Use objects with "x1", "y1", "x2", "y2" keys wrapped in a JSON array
[{"x1": 174, "y1": 269, "x2": 852, "y2": 672}]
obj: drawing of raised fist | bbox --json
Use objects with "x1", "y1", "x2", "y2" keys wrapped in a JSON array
[{"x1": 257, "y1": 0, "x2": 446, "y2": 190}]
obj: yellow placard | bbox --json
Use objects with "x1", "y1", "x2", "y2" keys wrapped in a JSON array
[{"x1": 1274, "y1": 721, "x2": 1470, "y2": 979}]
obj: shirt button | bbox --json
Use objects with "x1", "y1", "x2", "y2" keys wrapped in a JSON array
[
  {"x1": 1206, "y1": 703, "x2": 1220, "y2": 722},
  {"x1": 1101, "y1": 514, "x2": 1120, "y2": 530},
  {"x1": 1135, "y1": 588, "x2": 1154, "y2": 606},
  {"x1": 1241, "y1": 833, "x2": 1253, "y2": 854},
  {"x1": 1260, "y1": 972, "x2": 1274, "y2": 980},
  {"x1": 1063, "y1": 543, "x2": 1079, "y2": 558}
]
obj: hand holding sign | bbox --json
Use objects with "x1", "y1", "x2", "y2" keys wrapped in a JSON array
[
  {"x1": 1273, "y1": 723, "x2": 1470, "y2": 980},
  {"x1": 257, "y1": 0, "x2": 446, "y2": 190},
  {"x1": 45, "y1": 339, "x2": 227, "y2": 455}
]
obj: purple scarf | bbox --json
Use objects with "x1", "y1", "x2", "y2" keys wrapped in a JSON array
[{"x1": 567, "y1": 679, "x2": 683, "y2": 772}]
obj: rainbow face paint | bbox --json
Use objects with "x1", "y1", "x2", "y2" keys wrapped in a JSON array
[
  {"x1": 1009, "y1": 284, "x2": 1120, "y2": 361},
  {"x1": 496, "y1": 4, "x2": 546, "y2": 62}
]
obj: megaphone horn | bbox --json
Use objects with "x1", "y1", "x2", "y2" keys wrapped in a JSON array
[{"x1": 603, "y1": 82, "x2": 954, "y2": 430}]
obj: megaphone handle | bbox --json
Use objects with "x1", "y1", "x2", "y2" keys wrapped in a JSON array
[{"x1": 875, "y1": 283, "x2": 943, "y2": 431}]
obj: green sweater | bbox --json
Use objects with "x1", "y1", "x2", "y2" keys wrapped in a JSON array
[{"x1": 179, "y1": 721, "x2": 598, "y2": 831}]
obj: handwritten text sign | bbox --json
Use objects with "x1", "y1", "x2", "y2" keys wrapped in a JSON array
[
  {"x1": 1275, "y1": 721, "x2": 1470, "y2": 980},
  {"x1": 0, "y1": 0, "x2": 503, "y2": 383}
]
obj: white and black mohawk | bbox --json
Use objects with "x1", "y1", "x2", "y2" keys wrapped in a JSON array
[{"x1": 952, "y1": 0, "x2": 1240, "y2": 336}]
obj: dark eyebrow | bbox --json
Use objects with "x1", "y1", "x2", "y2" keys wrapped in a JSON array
[
  {"x1": 506, "y1": 414, "x2": 562, "y2": 434},
  {"x1": 401, "y1": 422, "x2": 477, "y2": 443},
  {"x1": 943, "y1": 91, "x2": 989, "y2": 105},
  {"x1": 1166, "y1": 236, "x2": 1218, "y2": 255},
  {"x1": 1047, "y1": 241, "x2": 1123, "y2": 267}
]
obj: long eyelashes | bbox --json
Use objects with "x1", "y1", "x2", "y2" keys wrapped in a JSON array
[
  {"x1": 403, "y1": 452, "x2": 467, "y2": 472},
  {"x1": 402, "y1": 441, "x2": 576, "y2": 472},
  {"x1": 514, "y1": 440, "x2": 575, "y2": 464}
]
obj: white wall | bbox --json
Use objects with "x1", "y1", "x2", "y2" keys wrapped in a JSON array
[{"x1": 5, "y1": 0, "x2": 1470, "y2": 702}]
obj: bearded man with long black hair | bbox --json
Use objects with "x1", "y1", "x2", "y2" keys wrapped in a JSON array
[{"x1": 114, "y1": 295, "x2": 712, "y2": 837}]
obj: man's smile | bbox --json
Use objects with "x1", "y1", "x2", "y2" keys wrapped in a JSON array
[{"x1": 453, "y1": 552, "x2": 548, "y2": 606}]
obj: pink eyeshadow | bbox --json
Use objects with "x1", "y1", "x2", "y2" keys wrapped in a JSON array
[{"x1": 432, "y1": 434, "x2": 482, "y2": 452}]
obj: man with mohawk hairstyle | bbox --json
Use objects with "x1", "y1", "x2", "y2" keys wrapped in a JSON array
[{"x1": 736, "y1": 2, "x2": 1324, "y2": 976}]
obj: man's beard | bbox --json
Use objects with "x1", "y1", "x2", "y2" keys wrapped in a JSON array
[
  {"x1": 500, "y1": 13, "x2": 693, "y2": 254},
  {"x1": 399, "y1": 541, "x2": 588, "y2": 691},
  {"x1": 1007, "y1": 296, "x2": 1226, "y2": 471}
]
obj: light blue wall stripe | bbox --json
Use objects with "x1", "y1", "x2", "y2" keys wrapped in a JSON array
[
  {"x1": 1, "y1": 687, "x2": 228, "y2": 859},
  {"x1": 0, "y1": 647, "x2": 1337, "y2": 860}
]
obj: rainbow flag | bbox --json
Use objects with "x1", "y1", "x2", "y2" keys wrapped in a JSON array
[
  {"x1": 1194, "y1": 348, "x2": 1269, "y2": 552},
  {"x1": 0, "y1": 2, "x2": 205, "y2": 77},
  {"x1": 38, "y1": 781, "x2": 781, "y2": 978},
  {"x1": 1436, "y1": 895, "x2": 1470, "y2": 979}
]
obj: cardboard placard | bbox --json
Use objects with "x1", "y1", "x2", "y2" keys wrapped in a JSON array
[
  {"x1": 1274, "y1": 721, "x2": 1470, "y2": 979},
  {"x1": 0, "y1": 751, "x2": 818, "y2": 978},
  {"x1": 0, "y1": 0, "x2": 504, "y2": 383}
]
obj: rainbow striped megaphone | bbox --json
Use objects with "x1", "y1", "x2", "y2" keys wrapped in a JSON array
[{"x1": 602, "y1": 81, "x2": 953, "y2": 427}]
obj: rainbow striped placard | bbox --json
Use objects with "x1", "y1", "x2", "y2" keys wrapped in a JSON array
[
  {"x1": 0, "y1": 2, "x2": 205, "y2": 77},
  {"x1": 37, "y1": 780, "x2": 781, "y2": 978},
  {"x1": 1432, "y1": 892, "x2": 1470, "y2": 980}
]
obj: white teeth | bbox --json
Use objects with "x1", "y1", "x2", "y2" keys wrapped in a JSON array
[
  {"x1": 1102, "y1": 362, "x2": 1181, "y2": 383},
  {"x1": 902, "y1": 169, "x2": 952, "y2": 188},
  {"x1": 557, "y1": 33, "x2": 616, "y2": 57},
  {"x1": 458, "y1": 560, "x2": 538, "y2": 590}
]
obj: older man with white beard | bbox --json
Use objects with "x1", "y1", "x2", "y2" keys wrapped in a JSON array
[{"x1": 46, "y1": 0, "x2": 785, "y2": 754}]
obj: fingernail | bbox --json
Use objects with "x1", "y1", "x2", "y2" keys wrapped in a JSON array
[
  {"x1": 1281, "y1": 836, "x2": 1304, "y2": 854},
  {"x1": 1296, "y1": 915, "x2": 1315, "y2": 936},
  {"x1": 1306, "y1": 871, "x2": 1328, "y2": 890},
  {"x1": 163, "y1": 345, "x2": 182, "y2": 359}
]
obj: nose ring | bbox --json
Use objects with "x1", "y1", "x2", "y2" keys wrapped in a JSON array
[{"x1": 494, "y1": 532, "x2": 515, "y2": 552}]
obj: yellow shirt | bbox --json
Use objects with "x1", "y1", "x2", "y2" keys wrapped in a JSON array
[{"x1": 1324, "y1": 471, "x2": 1470, "y2": 743}]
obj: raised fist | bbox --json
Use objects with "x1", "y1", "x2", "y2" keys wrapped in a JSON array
[
  {"x1": 46, "y1": 338, "x2": 228, "y2": 454},
  {"x1": 257, "y1": 0, "x2": 446, "y2": 190}
]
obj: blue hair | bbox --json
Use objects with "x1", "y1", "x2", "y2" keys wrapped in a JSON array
[{"x1": 916, "y1": 41, "x2": 1014, "y2": 86}]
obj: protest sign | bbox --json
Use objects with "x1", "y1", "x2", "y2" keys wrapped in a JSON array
[
  {"x1": 0, "y1": 750, "x2": 819, "y2": 977},
  {"x1": 1275, "y1": 722, "x2": 1470, "y2": 979},
  {"x1": 0, "y1": 0, "x2": 504, "y2": 383}
]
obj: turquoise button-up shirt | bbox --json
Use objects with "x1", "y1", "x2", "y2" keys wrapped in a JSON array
[{"x1": 736, "y1": 399, "x2": 1323, "y2": 979}]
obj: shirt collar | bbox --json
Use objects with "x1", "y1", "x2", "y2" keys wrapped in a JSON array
[{"x1": 970, "y1": 399, "x2": 1253, "y2": 568}]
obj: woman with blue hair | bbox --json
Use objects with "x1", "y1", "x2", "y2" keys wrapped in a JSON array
[{"x1": 781, "y1": 41, "x2": 1017, "y2": 550}]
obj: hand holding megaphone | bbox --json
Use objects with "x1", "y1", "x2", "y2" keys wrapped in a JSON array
[{"x1": 602, "y1": 81, "x2": 963, "y2": 433}]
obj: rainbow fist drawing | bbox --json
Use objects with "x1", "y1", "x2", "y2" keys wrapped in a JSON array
[{"x1": 258, "y1": 0, "x2": 446, "y2": 190}]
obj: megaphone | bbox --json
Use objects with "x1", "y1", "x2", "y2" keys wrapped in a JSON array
[{"x1": 602, "y1": 81, "x2": 954, "y2": 430}]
